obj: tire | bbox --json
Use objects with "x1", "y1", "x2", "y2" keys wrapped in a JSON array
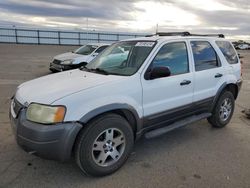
[
  {"x1": 208, "y1": 91, "x2": 235, "y2": 128},
  {"x1": 74, "y1": 113, "x2": 134, "y2": 177}
]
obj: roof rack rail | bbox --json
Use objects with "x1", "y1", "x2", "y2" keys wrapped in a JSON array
[
  {"x1": 156, "y1": 31, "x2": 191, "y2": 36},
  {"x1": 145, "y1": 32, "x2": 225, "y2": 38},
  {"x1": 190, "y1": 33, "x2": 225, "y2": 38}
]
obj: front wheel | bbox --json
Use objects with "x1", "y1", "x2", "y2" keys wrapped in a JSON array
[
  {"x1": 74, "y1": 114, "x2": 134, "y2": 176},
  {"x1": 208, "y1": 91, "x2": 235, "y2": 128}
]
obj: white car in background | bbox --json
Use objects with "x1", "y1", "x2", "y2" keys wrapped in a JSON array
[
  {"x1": 50, "y1": 43, "x2": 109, "y2": 72},
  {"x1": 237, "y1": 44, "x2": 249, "y2": 50}
]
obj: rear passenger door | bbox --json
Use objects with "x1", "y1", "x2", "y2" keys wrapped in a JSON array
[
  {"x1": 190, "y1": 40, "x2": 225, "y2": 105},
  {"x1": 141, "y1": 41, "x2": 194, "y2": 126}
]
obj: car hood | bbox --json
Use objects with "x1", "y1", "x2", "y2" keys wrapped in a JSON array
[
  {"x1": 54, "y1": 52, "x2": 85, "y2": 61},
  {"x1": 15, "y1": 70, "x2": 123, "y2": 105}
]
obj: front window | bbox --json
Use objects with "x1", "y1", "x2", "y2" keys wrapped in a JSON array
[
  {"x1": 74, "y1": 45, "x2": 98, "y2": 55},
  {"x1": 85, "y1": 41, "x2": 156, "y2": 76},
  {"x1": 151, "y1": 42, "x2": 189, "y2": 75}
]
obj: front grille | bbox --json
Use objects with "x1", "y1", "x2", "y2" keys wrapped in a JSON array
[
  {"x1": 53, "y1": 59, "x2": 61, "y2": 64},
  {"x1": 13, "y1": 98, "x2": 23, "y2": 116}
]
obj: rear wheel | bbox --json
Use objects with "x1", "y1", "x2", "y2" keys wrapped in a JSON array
[
  {"x1": 74, "y1": 113, "x2": 134, "y2": 176},
  {"x1": 208, "y1": 91, "x2": 235, "y2": 128}
]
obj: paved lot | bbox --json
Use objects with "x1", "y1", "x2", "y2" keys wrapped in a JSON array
[{"x1": 0, "y1": 44, "x2": 250, "y2": 188}]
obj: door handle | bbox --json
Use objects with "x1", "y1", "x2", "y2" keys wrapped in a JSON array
[
  {"x1": 180, "y1": 80, "x2": 191, "y2": 86},
  {"x1": 215, "y1": 73, "x2": 223, "y2": 78}
]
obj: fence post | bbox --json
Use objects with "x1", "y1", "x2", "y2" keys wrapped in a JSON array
[
  {"x1": 58, "y1": 31, "x2": 61, "y2": 45},
  {"x1": 14, "y1": 28, "x2": 18, "y2": 44},
  {"x1": 97, "y1": 33, "x2": 100, "y2": 43},
  {"x1": 37, "y1": 30, "x2": 40, "y2": 45},
  {"x1": 78, "y1": 32, "x2": 81, "y2": 45}
]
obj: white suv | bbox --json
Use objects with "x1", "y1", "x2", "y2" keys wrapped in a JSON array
[{"x1": 10, "y1": 32, "x2": 242, "y2": 176}]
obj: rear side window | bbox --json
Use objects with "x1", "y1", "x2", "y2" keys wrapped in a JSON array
[
  {"x1": 191, "y1": 41, "x2": 219, "y2": 71},
  {"x1": 151, "y1": 42, "x2": 189, "y2": 75},
  {"x1": 216, "y1": 41, "x2": 238, "y2": 64}
]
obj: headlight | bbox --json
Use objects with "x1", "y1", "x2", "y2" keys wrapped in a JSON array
[
  {"x1": 26, "y1": 103, "x2": 66, "y2": 124},
  {"x1": 61, "y1": 59, "x2": 73, "y2": 65}
]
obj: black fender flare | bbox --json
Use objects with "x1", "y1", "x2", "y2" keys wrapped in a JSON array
[
  {"x1": 79, "y1": 103, "x2": 143, "y2": 132},
  {"x1": 210, "y1": 82, "x2": 240, "y2": 111}
]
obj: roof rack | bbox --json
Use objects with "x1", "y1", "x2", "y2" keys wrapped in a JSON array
[
  {"x1": 190, "y1": 33, "x2": 225, "y2": 38},
  {"x1": 146, "y1": 31, "x2": 225, "y2": 38}
]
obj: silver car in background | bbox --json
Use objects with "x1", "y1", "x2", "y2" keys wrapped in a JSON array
[{"x1": 50, "y1": 43, "x2": 109, "y2": 72}]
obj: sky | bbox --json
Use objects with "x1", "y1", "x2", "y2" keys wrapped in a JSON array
[{"x1": 0, "y1": 0, "x2": 249, "y2": 41}]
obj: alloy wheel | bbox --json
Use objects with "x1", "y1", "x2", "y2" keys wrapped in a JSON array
[
  {"x1": 92, "y1": 128, "x2": 126, "y2": 167},
  {"x1": 219, "y1": 98, "x2": 232, "y2": 121}
]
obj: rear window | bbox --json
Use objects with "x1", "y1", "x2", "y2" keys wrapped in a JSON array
[{"x1": 216, "y1": 41, "x2": 238, "y2": 64}]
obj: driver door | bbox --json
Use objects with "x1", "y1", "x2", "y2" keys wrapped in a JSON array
[{"x1": 141, "y1": 41, "x2": 194, "y2": 127}]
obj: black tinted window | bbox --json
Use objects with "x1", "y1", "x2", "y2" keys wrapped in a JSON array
[
  {"x1": 216, "y1": 41, "x2": 238, "y2": 64},
  {"x1": 191, "y1": 41, "x2": 219, "y2": 71},
  {"x1": 152, "y1": 42, "x2": 189, "y2": 75}
]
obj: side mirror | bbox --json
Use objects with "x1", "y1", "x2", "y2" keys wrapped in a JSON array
[{"x1": 148, "y1": 66, "x2": 171, "y2": 80}]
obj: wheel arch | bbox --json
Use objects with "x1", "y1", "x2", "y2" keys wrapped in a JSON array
[
  {"x1": 225, "y1": 83, "x2": 239, "y2": 99},
  {"x1": 79, "y1": 62, "x2": 88, "y2": 66},
  {"x1": 78, "y1": 104, "x2": 142, "y2": 138},
  {"x1": 211, "y1": 82, "x2": 239, "y2": 111}
]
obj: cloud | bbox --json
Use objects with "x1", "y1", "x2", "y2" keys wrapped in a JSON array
[
  {"x1": 0, "y1": 0, "x2": 249, "y2": 40},
  {"x1": 1, "y1": 0, "x2": 145, "y2": 20}
]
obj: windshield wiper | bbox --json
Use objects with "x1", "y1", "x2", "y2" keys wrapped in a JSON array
[
  {"x1": 90, "y1": 68, "x2": 110, "y2": 75},
  {"x1": 80, "y1": 66, "x2": 109, "y2": 75}
]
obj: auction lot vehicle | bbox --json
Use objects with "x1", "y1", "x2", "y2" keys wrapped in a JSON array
[
  {"x1": 10, "y1": 32, "x2": 242, "y2": 176},
  {"x1": 237, "y1": 44, "x2": 249, "y2": 50},
  {"x1": 50, "y1": 43, "x2": 109, "y2": 72}
]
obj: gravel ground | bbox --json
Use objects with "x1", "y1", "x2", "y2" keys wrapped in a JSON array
[{"x1": 0, "y1": 44, "x2": 250, "y2": 188}]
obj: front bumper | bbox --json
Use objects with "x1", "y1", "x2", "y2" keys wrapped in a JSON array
[
  {"x1": 237, "y1": 79, "x2": 243, "y2": 92},
  {"x1": 10, "y1": 108, "x2": 82, "y2": 161},
  {"x1": 49, "y1": 62, "x2": 76, "y2": 72}
]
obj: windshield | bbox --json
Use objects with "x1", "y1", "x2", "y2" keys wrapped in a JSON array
[
  {"x1": 85, "y1": 41, "x2": 156, "y2": 76},
  {"x1": 74, "y1": 45, "x2": 97, "y2": 55}
]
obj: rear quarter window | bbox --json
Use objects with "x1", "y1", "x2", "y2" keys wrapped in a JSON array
[{"x1": 216, "y1": 41, "x2": 238, "y2": 64}]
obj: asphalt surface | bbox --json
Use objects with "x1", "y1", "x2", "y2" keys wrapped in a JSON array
[{"x1": 0, "y1": 44, "x2": 250, "y2": 188}]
